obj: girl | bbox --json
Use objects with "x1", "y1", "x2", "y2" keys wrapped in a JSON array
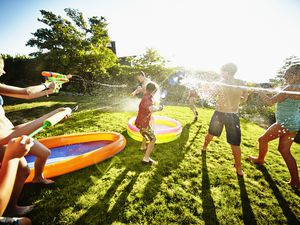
[{"x1": 248, "y1": 64, "x2": 300, "y2": 189}]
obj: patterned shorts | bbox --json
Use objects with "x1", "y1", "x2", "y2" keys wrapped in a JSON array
[
  {"x1": 0, "y1": 217, "x2": 19, "y2": 225},
  {"x1": 139, "y1": 126, "x2": 155, "y2": 141}
]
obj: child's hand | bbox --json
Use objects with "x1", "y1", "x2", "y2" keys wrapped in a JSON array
[
  {"x1": 6, "y1": 136, "x2": 34, "y2": 159},
  {"x1": 47, "y1": 81, "x2": 59, "y2": 94}
]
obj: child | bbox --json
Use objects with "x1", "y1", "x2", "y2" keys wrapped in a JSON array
[
  {"x1": 248, "y1": 64, "x2": 300, "y2": 189},
  {"x1": 202, "y1": 63, "x2": 249, "y2": 176},
  {"x1": 186, "y1": 88, "x2": 199, "y2": 122},
  {"x1": 135, "y1": 82, "x2": 163, "y2": 165},
  {"x1": 0, "y1": 136, "x2": 33, "y2": 225},
  {"x1": 130, "y1": 71, "x2": 151, "y2": 97}
]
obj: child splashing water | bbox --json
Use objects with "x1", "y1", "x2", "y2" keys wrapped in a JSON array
[
  {"x1": 248, "y1": 64, "x2": 300, "y2": 189},
  {"x1": 135, "y1": 82, "x2": 163, "y2": 165}
]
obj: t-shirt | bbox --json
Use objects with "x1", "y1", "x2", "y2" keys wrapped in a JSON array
[{"x1": 135, "y1": 93, "x2": 153, "y2": 129}]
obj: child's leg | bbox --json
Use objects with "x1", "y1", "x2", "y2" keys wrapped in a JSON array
[
  {"x1": 231, "y1": 144, "x2": 243, "y2": 176},
  {"x1": 6, "y1": 157, "x2": 34, "y2": 216},
  {"x1": 140, "y1": 137, "x2": 147, "y2": 151},
  {"x1": 29, "y1": 140, "x2": 53, "y2": 184},
  {"x1": 248, "y1": 123, "x2": 283, "y2": 164},
  {"x1": 278, "y1": 132, "x2": 300, "y2": 188},
  {"x1": 143, "y1": 137, "x2": 156, "y2": 162},
  {"x1": 0, "y1": 108, "x2": 66, "y2": 145},
  {"x1": 202, "y1": 133, "x2": 214, "y2": 151}
]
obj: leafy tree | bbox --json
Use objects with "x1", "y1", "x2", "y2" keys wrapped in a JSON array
[
  {"x1": 130, "y1": 48, "x2": 175, "y2": 84},
  {"x1": 26, "y1": 8, "x2": 117, "y2": 76}
]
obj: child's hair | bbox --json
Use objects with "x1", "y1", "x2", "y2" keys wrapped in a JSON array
[
  {"x1": 285, "y1": 64, "x2": 300, "y2": 80},
  {"x1": 146, "y1": 82, "x2": 158, "y2": 94},
  {"x1": 221, "y1": 63, "x2": 238, "y2": 76}
]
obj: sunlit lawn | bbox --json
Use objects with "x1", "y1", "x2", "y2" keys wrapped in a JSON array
[{"x1": 4, "y1": 95, "x2": 300, "y2": 225}]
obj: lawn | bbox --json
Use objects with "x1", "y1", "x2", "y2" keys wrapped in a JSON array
[{"x1": 4, "y1": 95, "x2": 300, "y2": 225}]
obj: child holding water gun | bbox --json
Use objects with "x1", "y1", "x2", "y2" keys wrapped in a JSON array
[
  {"x1": 130, "y1": 71, "x2": 151, "y2": 97},
  {"x1": 202, "y1": 63, "x2": 249, "y2": 176},
  {"x1": 0, "y1": 56, "x2": 71, "y2": 216},
  {"x1": 135, "y1": 82, "x2": 163, "y2": 165},
  {"x1": 248, "y1": 64, "x2": 300, "y2": 189},
  {"x1": 0, "y1": 136, "x2": 33, "y2": 224}
]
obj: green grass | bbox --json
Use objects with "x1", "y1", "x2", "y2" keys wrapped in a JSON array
[{"x1": 4, "y1": 95, "x2": 300, "y2": 225}]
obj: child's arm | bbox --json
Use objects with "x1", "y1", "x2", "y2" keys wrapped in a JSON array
[
  {"x1": 258, "y1": 91, "x2": 286, "y2": 106},
  {"x1": 240, "y1": 90, "x2": 249, "y2": 104},
  {"x1": 0, "y1": 82, "x2": 58, "y2": 99},
  {"x1": 0, "y1": 136, "x2": 33, "y2": 215}
]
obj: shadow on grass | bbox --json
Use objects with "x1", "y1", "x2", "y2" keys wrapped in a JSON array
[
  {"x1": 237, "y1": 175, "x2": 257, "y2": 225},
  {"x1": 74, "y1": 169, "x2": 139, "y2": 225},
  {"x1": 74, "y1": 122, "x2": 201, "y2": 224},
  {"x1": 257, "y1": 165, "x2": 300, "y2": 225},
  {"x1": 201, "y1": 151, "x2": 220, "y2": 225}
]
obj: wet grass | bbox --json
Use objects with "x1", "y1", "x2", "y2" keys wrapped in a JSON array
[{"x1": 4, "y1": 95, "x2": 300, "y2": 225}]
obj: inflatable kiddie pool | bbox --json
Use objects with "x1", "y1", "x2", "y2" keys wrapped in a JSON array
[
  {"x1": 25, "y1": 132, "x2": 126, "y2": 183},
  {"x1": 127, "y1": 115, "x2": 182, "y2": 143}
]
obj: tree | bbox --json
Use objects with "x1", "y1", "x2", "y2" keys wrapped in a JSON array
[
  {"x1": 26, "y1": 8, "x2": 117, "y2": 76},
  {"x1": 130, "y1": 48, "x2": 175, "y2": 84}
]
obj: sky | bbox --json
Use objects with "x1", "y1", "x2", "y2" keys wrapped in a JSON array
[{"x1": 0, "y1": 0, "x2": 300, "y2": 83}]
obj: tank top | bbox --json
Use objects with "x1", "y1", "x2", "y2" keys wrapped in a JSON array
[{"x1": 276, "y1": 98, "x2": 300, "y2": 132}]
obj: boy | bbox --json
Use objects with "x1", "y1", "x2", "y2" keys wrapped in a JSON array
[
  {"x1": 202, "y1": 63, "x2": 249, "y2": 176},
  {"x1": 130, "y1": 71, "x2": 151, "y2": 97},
  {"x1": 135, "y1": 82, "x2": 163, "y2": 165}
]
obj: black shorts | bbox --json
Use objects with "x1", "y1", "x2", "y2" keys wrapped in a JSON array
[{"x1": 208, "y1": 111, "x2": 241, "y2": 146}]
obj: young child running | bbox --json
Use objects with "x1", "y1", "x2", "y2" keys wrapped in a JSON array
[
  {"x1": 248, "y1": 64, "x2": 300, "y2": 189},
  {"x1": 202, "y1": 63, "x2": 249, "y2": 176},
  {"x1": 135, "y1": 82, "x2": 163, "y2": 165}
]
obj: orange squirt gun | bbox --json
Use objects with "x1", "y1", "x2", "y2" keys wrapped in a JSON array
[{"x1": 41, "y1": 71, "x2": 72, "y2": 93}]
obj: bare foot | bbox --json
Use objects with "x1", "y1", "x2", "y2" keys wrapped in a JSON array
[
  {"x1": 32, "y1": 177, "x2": 55, "y2": 184},
  {"x1": 6, "y1": 205, "x2": 34, "y2": 216},
  {"x1": 234, "y1": 164, "x2": 244, "y2": 176},
  {"x1": 247, "y1": 156, "x2": 264, "y2": 165}
]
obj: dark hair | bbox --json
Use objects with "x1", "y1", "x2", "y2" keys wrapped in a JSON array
[
  {"x1": 221, "y1": 63, "x2": 238, "y2": 76},
  {"x1": 146, "y1": 82, "x2": 158, "y2": 93}
]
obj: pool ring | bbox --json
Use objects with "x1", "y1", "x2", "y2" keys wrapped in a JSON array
[
  {"x1": 127, "y1": 115, "x2": 182, "y2": 143},
  {"x1": 25, "y1": 132, "x2": 126, "y2": 183}
]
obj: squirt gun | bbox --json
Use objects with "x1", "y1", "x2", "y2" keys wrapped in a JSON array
[{"x1": 41, "y1": 71, "x2": 73, "y2": 93}]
